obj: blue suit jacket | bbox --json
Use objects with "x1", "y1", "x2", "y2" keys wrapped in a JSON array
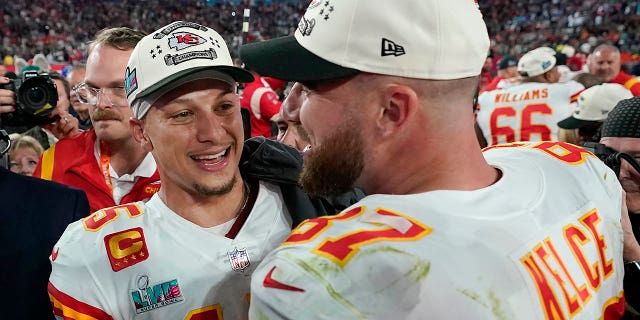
[{"x1": 0, "y1": 167, "x2": 90, "y2": 319}]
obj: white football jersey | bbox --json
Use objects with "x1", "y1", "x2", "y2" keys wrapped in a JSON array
[
  {"x1": 249, "y1": 142, "x2": 625, "y2": 320},
  {"x1": 49, "y1": 181, "x2": 292, "y2": 319},
  {"x1": 477, "y1": 81, "x2": 584, "y2": 145}
]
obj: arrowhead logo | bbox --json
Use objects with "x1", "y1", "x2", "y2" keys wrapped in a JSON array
[
  {"x1": 263, "y1": 266, "x2": 305, "y2": 292},
  {"x1": 168, "y1": 32, "x2": 207, "y2": 51},
  {"x1": 51, "y1": 247, "x2": 59, "y2": 261},
  {"x1": 381, "y1": 38, "x2": 406, "y2": 57}
]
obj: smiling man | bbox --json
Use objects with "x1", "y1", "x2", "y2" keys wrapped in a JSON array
[
  {"x1": 47, "y1": 21, "x2": 301, "y2": 319},
  {"x1": 240, "y1": 0, "x2": 636, "y2": 319}
]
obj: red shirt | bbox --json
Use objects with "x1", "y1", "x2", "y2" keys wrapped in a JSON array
[
  {"x1": 482, "y1": 76, "x2": 504, "y2": 92},
  {"x1": 34, "y1": 130, "x2": 161, "y2": 212},
  {"x1": 609, "y1": 71, "x2": 640, "y2": 96},
  {"x1": 240, "y1": 77, "x2": 283, "y2": 138}
]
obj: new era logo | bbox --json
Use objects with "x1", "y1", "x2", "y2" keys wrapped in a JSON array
[{"x1": 381, "y1": 38, "x2": 405, "y2": 57}]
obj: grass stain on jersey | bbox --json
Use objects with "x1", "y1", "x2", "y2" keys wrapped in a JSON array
[
  {"x1": 459, "y1": 288, "x2": 487, "y2": 307},
  {"x1": 359, "y1": 246, "x2": 431, "y2": 281},
  {"x1": 290, "y1": 255, "x2": 367, "y2": 319},
  {"x1": 488, "y1": 289, "x2": 508, "y2": 320},
  {"x1": 458, "y1": 288, "x2": 509, "y2": 320}
]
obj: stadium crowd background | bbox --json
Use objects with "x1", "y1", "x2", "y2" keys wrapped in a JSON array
[{"x1": 3, "y1": 0, "x2": 640, "y2": 74}]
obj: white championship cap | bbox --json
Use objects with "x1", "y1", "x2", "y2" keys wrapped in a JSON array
[
  {"x1": 557, "y1": 83, "x2": 632, "y2": 129},
  {"x1": 517, "y1": 48, "x2": 557, "y2": 78},
  {"x1": 125, "y1": 21, "x2": 253, "y2": 119},
  {"x1": 239, "y1": 0, "x2": 490, "y2": 81}
]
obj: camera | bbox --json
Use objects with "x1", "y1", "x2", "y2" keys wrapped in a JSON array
[
  {"x1": 583, "y1": 141, "x2": 640, "y2": 178},
  {"x1": 0, "y1": 71, "x2": 59, "y2": 127}
]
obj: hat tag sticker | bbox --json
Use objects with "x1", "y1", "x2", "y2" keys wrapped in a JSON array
[
  {"x1": 124, "y1": 67, "x2": 138, "y2": 97},
  {"x1": 168, "y1": 32, "x2": 207, "y2": 51},
  {"x1": 298, "y1": 16, "x2": 316, "y2": 36}
]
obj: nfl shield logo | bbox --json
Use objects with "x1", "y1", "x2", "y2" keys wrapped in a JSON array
[{"x1": 228, "y1": 247, "x2": 250, "y2": 272}]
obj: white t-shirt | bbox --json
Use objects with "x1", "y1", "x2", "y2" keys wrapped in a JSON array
[
  {"x1": 49, "y1": 181, "x2": 292, "y2": 319},
  {"x1": 477, "y1": 81, "x2": 584, "y2": 145},
  {"x1": 249, "y1": 142, "x2": 625, "y2": 320}
]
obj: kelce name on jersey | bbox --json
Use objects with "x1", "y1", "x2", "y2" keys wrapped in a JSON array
[
  {"x1": 494, "y1": 88, "x2": 549, "y2": 103},
  {"x1": 519, "y1": 208, "x2": 622, "y2": 319}
]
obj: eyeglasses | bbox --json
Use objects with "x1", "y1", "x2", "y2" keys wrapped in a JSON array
[{"x1": 72, "y1": 82, "x2": 127, "y2": 106}]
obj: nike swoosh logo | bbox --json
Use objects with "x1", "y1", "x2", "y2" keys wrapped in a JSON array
[
  {"x1": 51, "y1": 247, "x2": 59, "y2": 261},
  {"x1": 263, "y1": 266, "x2": 305, "y2": 292}
]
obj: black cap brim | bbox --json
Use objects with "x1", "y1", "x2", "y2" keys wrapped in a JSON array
[
  {"x1": 557, "y1": 116, "x2": 597, "y2": 129},
  {"x1": 240, "y1": 35, "x2": 359, "y2": 82}
]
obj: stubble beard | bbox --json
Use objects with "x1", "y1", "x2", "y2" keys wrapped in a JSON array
[{"x1": 193, "y1": 174, "x2": 237, "y2": 197}]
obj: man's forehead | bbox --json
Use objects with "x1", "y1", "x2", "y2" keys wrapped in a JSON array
[{"x1": 594, "y1": 49, "x2": 620, "y2": 59}]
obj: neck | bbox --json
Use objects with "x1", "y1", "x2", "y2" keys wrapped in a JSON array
[
  {"x1": 159, "y1": 175, "x2": 247, "y2": 228},
  {"x1": 102, "y1": 138, "x2": 148, "y2": 176},
  {"x1": 364, "y1": 120, "x2": 499, "y2": 195}
]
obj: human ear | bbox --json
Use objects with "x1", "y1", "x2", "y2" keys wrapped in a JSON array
[
  {"x1": 130, "y1": 118, "x2": 154, "y2": 152},
  {"x1": 377, "y1": 84, "x2": 418, "y2": 138}
]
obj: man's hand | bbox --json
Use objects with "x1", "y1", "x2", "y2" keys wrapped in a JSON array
[
  {"x1": 0, "y1": 77, "x2": 16, "y2": 114},
  {"x1": 43, "y1": 108, "x2": 81, "y2": 140}
]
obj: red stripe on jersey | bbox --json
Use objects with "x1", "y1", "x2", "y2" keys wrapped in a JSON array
[
  {"x1": 226, "y1": 180, "x2": 259, "y2": 239},
  {"x1": 570, "y1": 89, "x2": 584, "y2": 103},
  {"x1": 48, "y1": 282, "x2": 114, "y2": 320}
]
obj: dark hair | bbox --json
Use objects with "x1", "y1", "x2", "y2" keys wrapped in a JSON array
[
  {"x1": 572, "y1": 73, "x2": 603, "y2": 89},
  {"x1": 49, "y1": 71, "x2": 71, "y2": 100}
]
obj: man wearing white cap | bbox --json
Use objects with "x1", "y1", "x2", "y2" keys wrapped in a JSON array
[
  {"x1": 476, "y1": 47, "x2": 584, "y2": 146},
  {"x1": 240, "y1": 0, "x2": 636, "y2": 319},
  {"x1": 48, "y1": 21, "x2": 305, "y2": 319},
  {"x1": 558, "y1": 83, "x2": 632, "y2": 145}
]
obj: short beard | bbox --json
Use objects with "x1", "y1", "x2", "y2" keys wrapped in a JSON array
[
  {"x1": 299, "y1": 121, "x2": 364, "y2": 197},
  {"x1": 193, "y1": 175, "x2": 237, "y2": 197}
]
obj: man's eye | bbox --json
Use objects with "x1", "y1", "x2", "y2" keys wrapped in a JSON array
[
  {"x1": 219, "y1": 103, "x2": 235, "y2": 111},
  {"x1": 172, "y1": 111, "x2": 192, "y2": 118}
]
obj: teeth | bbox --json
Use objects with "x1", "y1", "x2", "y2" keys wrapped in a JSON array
[
  {"x1": 302, "y1": 145, "x2": 312, "y2": 153},
  {"x1": 193, "y1": 149, "x2": 227, "y2": 160}
]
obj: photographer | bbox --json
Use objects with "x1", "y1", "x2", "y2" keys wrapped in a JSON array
[
  {"x1": 595, "y1": 96, "x2": 640, "y2": 314},
  {"x1": 0, "y1": 74, "x2": 80, "y2": 143}
]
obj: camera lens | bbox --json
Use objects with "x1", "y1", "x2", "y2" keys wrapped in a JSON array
[
  {"x1": 25, "y1": 87, "x2": 47, "y2": 106},
  {"x1": 17, "y1": 74, "x2": 58, "y2": 118}
]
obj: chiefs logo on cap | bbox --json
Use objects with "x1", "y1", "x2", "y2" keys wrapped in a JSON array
[
  {"x1": 168, "y1": 32, "x2": 207, "y2": 51},
  {"x1": 104, "y1": 227, "x2": 149, "y2": 272}
]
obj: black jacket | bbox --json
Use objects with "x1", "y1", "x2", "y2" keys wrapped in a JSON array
[
  {"x1": 0, "y1": 167, "x2": 90, "y2": 319},
  {"x1": 240, "y1": 137, "x2": 364, "y2": 227}
]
